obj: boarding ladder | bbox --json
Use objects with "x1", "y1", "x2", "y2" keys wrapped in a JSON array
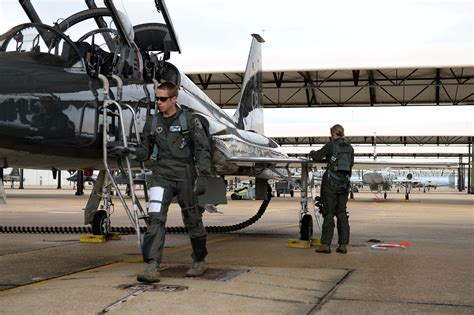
[{"x1": 97, "y1": 74, "x2": 148, "y2": 245}]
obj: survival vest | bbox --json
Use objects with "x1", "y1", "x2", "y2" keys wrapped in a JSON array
[{"x1": 149, "y1": 108, "x2": 190, "y2": 160}]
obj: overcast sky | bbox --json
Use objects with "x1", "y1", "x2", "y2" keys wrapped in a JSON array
[{"x1": 1, "y1": 0, "x2": 472, "y2": 71}]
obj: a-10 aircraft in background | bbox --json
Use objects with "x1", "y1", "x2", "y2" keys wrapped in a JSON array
[{"x1": 0, "y1": 0, "x2": 315, "y2": 241}]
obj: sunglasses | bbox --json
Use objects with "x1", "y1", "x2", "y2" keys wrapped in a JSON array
[{"x1": 155, "y1": 96, "x2": 173, "y2": 102}]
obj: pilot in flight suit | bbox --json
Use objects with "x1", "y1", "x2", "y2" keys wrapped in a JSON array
[
  {"x1": 133, "y1": 81, "x2": 211, "y2": 283},
  {"x1": 309, "y1": 124, "x2": 354, "y2": 254}
]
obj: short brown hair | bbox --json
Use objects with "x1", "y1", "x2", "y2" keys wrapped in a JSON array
[
  {"x1": 157, "y1": 81, "x2": 178, "y2": 97},
  {"x1": 330, "y1": 124, "x2": 345, "y2": 137}
]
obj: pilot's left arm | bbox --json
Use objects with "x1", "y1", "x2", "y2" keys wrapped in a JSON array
[
  {"x1": 309, "y1": 142, "x2": 331, "y2": 162},
  {"x1": 189, "y1": 114, "x2": 211, "y2": 176}
]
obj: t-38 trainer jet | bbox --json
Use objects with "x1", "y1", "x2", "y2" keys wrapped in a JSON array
[{"x1": 0, "y1": 0, "x2": 316, "y2": 242}]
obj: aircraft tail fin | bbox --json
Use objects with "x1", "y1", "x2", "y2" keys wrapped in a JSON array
[
  {"x1": 9, "y1": 168, "x2": 20, "y2": 177},
  {"x1": 232, "y1": 34, "x2": 265, "y2": 134}
]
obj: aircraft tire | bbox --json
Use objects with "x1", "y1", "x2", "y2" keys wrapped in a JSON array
[
  {"x1": 92, "y1": 210, "x2": 109, "y2": 235},
  {"x1": 231, "y1": 193, "x2": 238, "y2": 200},
  {"x1": 290, "y1": 190, "x2": 294, "y2": 197},
  {"x1": 405, "y1": 193, "x2": 409, "y2": 200},
  {"x1": 384, "y1": 192, "x2": 387, "y2": 199},
  {"x1": 300, "y1": 214, "x2": 313, "y2": 241},
  {"x1": 350, "y1": 191, "x2": 354, "y2": 199}
]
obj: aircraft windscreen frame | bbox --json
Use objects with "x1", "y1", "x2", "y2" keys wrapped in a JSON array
[{"x1": 0, "y1": 23, "x2": 84, "y2": 69}]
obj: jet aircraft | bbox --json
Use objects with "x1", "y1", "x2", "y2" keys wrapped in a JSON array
[
  {"x1": 0, "y1": 0, "x2": 314, "y2": 240},
  {"x1": 1, "y1": 168, "x2": 24, "y2": 188}
]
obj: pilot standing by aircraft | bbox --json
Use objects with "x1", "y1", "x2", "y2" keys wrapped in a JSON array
[
  {"x1": 111, "y1": 81, "x2": 211, "y2": 283},
  {"x1": 309, "y1": 124, "x2": 354, "y2": 254}
]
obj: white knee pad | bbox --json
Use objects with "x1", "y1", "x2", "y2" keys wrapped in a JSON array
[{"x1": 149, "y1": 186, "x2": 165, "y2": 213}]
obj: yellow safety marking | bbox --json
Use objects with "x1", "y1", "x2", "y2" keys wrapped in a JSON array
[
  {"x1": 107, "y1": 232, "x2": 121, "y2": 240},
  {"x1": 287, "y1": 239, "x2": 311, "y2": 249},
  {"x1": 79, "y1": 234, "x2": 106, "y2": 243}
]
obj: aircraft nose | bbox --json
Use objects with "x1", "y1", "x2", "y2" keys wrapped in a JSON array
[{"x1": 363, "y1": 173, "x2": 384, "y2": 184}]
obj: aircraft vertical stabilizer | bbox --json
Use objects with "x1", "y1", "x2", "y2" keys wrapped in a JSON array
[{"x1": 232, "y1": 34, "x2": 265, "y2": 134}]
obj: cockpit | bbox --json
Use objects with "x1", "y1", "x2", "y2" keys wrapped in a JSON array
[{"x1": 0, "y1": 0, "x2": 182, "y2": 84}]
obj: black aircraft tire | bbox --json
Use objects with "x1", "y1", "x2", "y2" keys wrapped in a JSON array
[
  {"x1": 405, "y1": 193, "x2": 409, "y2": 200},
  {"x1": 92, "y1": 210, "x2": 108, "y2": 235},
  {"x1": 290, "y1": 190, "x2": 294, "y2": 197},
  {"x1": 231, "y1": 194, "x2": 238, "y2": 200},
  {"x1": 384, "y1": 192, "x2": 387, "y2": 200},
  {"x1": 300, "y1": 214, "x2": 313, "y2": 241},
  {"x1": 350, "y1": 191, "x2": 354, "y2": 199}
]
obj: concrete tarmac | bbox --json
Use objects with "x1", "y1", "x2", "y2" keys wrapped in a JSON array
[{"x1": 0, "y1": 187, "x2": 473, "y2": 314}]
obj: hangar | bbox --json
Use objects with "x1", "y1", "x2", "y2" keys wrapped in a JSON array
[{"x1": 186, "y1": 66, "x2": 474, "y2": 192}]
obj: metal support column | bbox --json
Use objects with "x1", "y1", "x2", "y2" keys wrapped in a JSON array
[
  {"x1": 57, "y1": 170, "x2": 62, "y2": 189},
  {"x1": 19, "y1": 169, "x2": 24, "y2": 189},
  {"x1": 75, "y1": 170, "x2": 84, "y2": 196},
  {"x1": 458, "y1": 155, "x2": 465, "y2": 192},
  {"x1": 470, "y1": 139, "x2": 473, "y2": 194}
]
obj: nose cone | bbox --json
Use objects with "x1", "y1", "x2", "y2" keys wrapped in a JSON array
[{"x1": 363, "y1": 172, "x2": 384, "y2": 185}]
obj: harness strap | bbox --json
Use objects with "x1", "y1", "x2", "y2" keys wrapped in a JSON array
[{"x1": 150, "y1": 113, "x2": 159, "y2": 160}]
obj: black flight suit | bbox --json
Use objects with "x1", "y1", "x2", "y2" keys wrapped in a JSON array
[
  {"x1": 135, "y1": 107, "x2": 211, "y2": 265},
  {"x1": 309, "y1": 138, "x2": 354, "y2": 245}
]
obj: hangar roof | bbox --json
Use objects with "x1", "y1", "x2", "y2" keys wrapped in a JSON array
[
  {"x1": 186, "y1": 66, "x2": 473, "y2": 159},
  {"x1": 186, "y1": 66, "x2": 473, "y2": 108}
]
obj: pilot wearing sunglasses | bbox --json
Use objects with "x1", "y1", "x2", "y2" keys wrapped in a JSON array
[{"x1": 133, "y1": 81, "x2": 211, "y2": 283}]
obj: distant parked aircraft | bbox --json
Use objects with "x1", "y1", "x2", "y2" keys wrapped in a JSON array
[{"x1": 1, "y1": 168, "x2": 24, "y2": 188}]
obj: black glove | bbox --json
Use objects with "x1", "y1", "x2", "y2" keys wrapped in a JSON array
[
  {"x1": 107, "y1": 146, "x2": 136, "y2": 158},
  {"x1": 194, "y1": 176, "x2": 208, "y2": 196}
]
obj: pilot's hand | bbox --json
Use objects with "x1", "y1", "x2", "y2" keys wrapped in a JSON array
[
  {"x1": 107, "y1": 146, "x2": 136, "y2": 159},
  {"x1": 194, "y1": 176, "x2": 208, "y2": 196}
]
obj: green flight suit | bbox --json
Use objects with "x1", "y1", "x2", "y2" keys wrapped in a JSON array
[
  {"x1": 135, "y1": 107, "x2": 211, "y2": 264},
  {"x1": 310, "y1": 138, "x2": 354, "y2": 245}
]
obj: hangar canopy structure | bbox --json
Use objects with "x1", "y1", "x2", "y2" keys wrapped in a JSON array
[
  {"x1": 186, "y1": 66, "x2": 473, "y2": 154},
  {"x1": 187, "y1": 67, "x2": 473, "y2": 108},
  {"x1": 186, "y1": 66, "x2": 473, "y2": 192}
]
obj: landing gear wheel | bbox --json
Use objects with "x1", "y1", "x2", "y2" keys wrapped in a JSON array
[
  {"x1": 92, "y1": 210, "x2": 109, "y2": 235},
  {"x1": 300, "y1": 214, "x2": 313, "y2": 241},
  {"x1": 290, "y1": 190, "x2": 294, "y2": 197},
  {"x1": 405, "y1": 193, "x2": 409, "y2": 200},
  {"x1": 384, "y1": 192, "x2": 387, "y2": 199},
  {"x1": 350, "y1": 191, "x2": 354, "y2": 199},
  {"x1": 231, "y1": 193, "x2": 238, "y2": 200}
]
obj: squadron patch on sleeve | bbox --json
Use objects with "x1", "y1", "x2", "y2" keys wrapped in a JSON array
[{"x1": 194, "y1": 118, "x2": 203, "y2": 129}]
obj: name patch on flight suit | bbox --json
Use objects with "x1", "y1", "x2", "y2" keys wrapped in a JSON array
[{"x1": 169, "y1": 125, "x2": 181, "y2": 133}]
